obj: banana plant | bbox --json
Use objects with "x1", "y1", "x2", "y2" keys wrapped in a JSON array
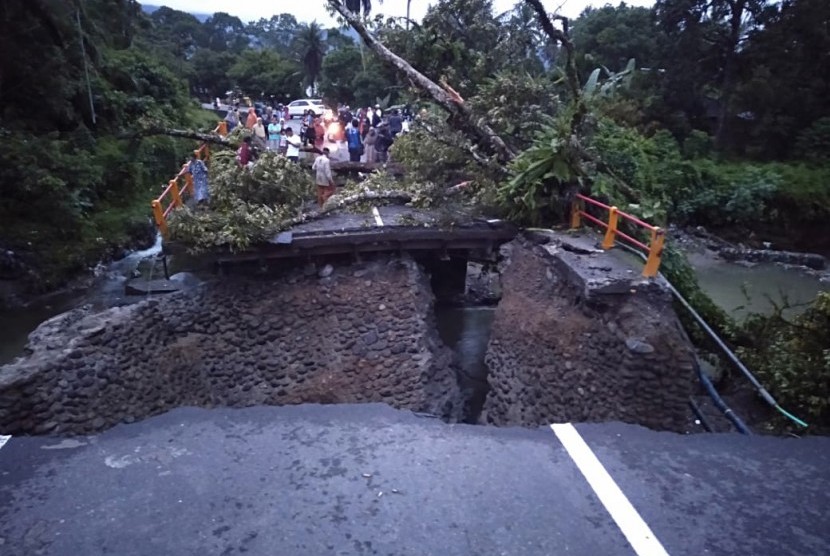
[
  {"x1": 498, "y1": 111, "x2": 585, "y2": 223},
  {"x1": 583, "y1": 58, "x2": 636, "y2": 99}
]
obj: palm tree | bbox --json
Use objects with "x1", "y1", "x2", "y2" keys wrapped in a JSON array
[{"x1": 295, "y1": 22, "x2": 325, "y2": 95}]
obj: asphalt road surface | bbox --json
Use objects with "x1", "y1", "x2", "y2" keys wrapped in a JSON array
[{"x1": 1, "y1": 404, "x2": 828, "y2": 555}]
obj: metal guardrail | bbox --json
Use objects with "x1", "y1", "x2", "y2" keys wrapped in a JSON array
[
  {"x1": 151, "y1": 121, "x2": 228, "y2": 237},
  {"x1": 570, "y1": 193, "x2": 665, "y2": 277}
]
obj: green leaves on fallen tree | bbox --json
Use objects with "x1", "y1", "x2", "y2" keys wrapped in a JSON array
[
  {"x1": 168, "y1": 151, "x2": 312, "y2": 252},
  {"x1": 497, "y1": 112, "x2": 583, "y2": 224},
  {"x1": 168, "y1": 201, "x2": 293, "y2": 253}
]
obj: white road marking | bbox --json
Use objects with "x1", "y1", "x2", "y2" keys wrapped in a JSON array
[
  {"x1": 0, "y1": 435, "x2": 11, "y2": 451},
  {"x1": 551, "y1": 423, "x2": 669, "y2": 556},
  {"x1": 372, "y1": 206, "x2": 384, "y2": 226}
]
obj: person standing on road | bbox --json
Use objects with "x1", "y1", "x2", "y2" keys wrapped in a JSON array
[
  {"x1": 346, "y1": 119, "x2": 363, "y2": 162},
  {"x1": 388, "y1": 109, "x2": 403, "y2": 138},
  {"x1": 375, "y1": 123, "x2": 392, "y2": 163},
  {"x1": 224, "y1": 108, "x2": 239, "y2": 132},
  {"x1": 284, "y1": 128, "x2": 302, "y2": 163},
  {"x1": 245, "y1": 107, "x2": 257, "y2": 129},
  {"x1": 267, "y1": 117, "x2": 281, "y2": 151},
  {"x1": 237, "y1": 136, "x2": 253, "y2": 167},
  {"x1": 312, "y1": 147, "x2": 336, "y2": 207},
  {"x1": 252, "y1": 117, "x2": 267, "y2": 150},
  {"x1": 363, "y1": 127, "x2": 377, "y2": 163},
  {"x1": 185, "y1": 153, "x2": 210, "y2": 206},
  {"x1": 278, "y1": 124, "x2": 288, "y2": 155},
  {"x1": 314, "y1": 117, "x2": 326, "y2": 152}
]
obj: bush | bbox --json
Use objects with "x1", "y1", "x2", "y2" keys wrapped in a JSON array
[
  {"x1": 795, "y1": 117, "x2": 830, "y2": 163},
  {"x1": 737, "y1": 292, "x2": 830, "y2": 431},
  {"x1": 683, "y1": 130, "x2": 713, "y2": 158}
]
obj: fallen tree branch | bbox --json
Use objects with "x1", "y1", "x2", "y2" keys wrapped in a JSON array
[
  {"x1": 523, "y1": 0, "x2": 584, "y2": 132},
  {"x1": 281, "y1": 190, "x2": 414, "y2": 225},
  {"x1": 414, "y1": 119, "x2": 508, "y2": 175},
  {"x1": 328, "y1": 1, "x2": 517, "y2": 163},
  {"x1": 120, "y1": 127, "x2": 235, "y2": 147}
]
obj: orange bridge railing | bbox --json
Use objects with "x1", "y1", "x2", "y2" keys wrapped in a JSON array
[
  {"x1": 151, "y1": 120, "x2": 228, "y2": 237},
  {"x1": 570, "y1": 193, "x2": 665, "y2": 277}
]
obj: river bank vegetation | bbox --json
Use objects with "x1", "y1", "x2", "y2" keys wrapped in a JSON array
[{"x1": 1, "y1": 0, "x2": 828, "y2": 429}]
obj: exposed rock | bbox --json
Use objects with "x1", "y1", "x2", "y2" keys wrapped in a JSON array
[
  {"x1": 625, "y1": 338, "x2": 655, "y2": 354},
  {"x1": 0, "y1": 254, "x2": 461, "y2": 435},
  {"x1": 719, "y1": 247, "x2": 826, "y2": 270},
  {"x1": 481, "y1": 237, "x2": 696, "y2": 432},
  {"x1": 124, "y1": 279, "x2": 182, "y2": 295}
]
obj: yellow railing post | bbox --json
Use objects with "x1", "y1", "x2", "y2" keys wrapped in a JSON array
[
  {"x1": 151, "y1": 199, "x2": 168, "y2": 238},
  {"x1": 643, "y1": 227, "x2": 665, "y2": 277},
  {"x1": 169, "y1": 179, "x2": 182, "y2": 208},
  {"x1": 570, "y1": 198, "x2": 581, "y2": 229},
  {"x1": 184, "y1": 173, "x2": 194, "y2": 196},
  {"x1": 218, "y1": 121, "x2": 228, "y2": 136},
  {"x1": 602, "y1": 206, "x2": 618, "y2": 250},
  {"x1": 204, "y1": 145, "x2": 210, "y2": 163}
]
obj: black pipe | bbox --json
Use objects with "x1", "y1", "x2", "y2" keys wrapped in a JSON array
[
  {"x1": 688, "y1": 397, "x2": 713, "y2": 432},
  {"x1": 694, "y1": 358, "x2": 752, "y2": 435}
]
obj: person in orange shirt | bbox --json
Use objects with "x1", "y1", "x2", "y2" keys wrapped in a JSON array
[
  {"x1": 245, "y1": 108, "x2": 257, "y2": 129},
  {"x1": 314, "y1": 117, "x2": 326, "y2": 152}
]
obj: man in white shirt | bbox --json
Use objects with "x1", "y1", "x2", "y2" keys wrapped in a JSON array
[
  {"x1": 284, "y1": 128, "x2": 302, "y2": 163},
  {"x1": 312, "y1": 148, "x2": 335, "y2": 207}
]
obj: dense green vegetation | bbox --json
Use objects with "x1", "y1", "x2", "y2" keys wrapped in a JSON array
[{"x1": 0, "y1": 0, "x2": 213, "y2": 290}]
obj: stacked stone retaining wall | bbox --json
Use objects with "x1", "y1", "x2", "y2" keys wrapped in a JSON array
[
  {"x1": 0, "y1": 255, "x2": 460, "y2": 435},
  {"x1": 482, "y1": 238, "x2": 696, "y2": 432}
]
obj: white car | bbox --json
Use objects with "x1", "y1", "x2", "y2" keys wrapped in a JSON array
[{"x1": 287, "y1": 99, "x2": 325, "y2": 119}]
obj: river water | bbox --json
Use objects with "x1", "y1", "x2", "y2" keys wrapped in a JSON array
[
  {"x1": 0, "y1": 235, "x2": 164, "y2": 365},
  {"x1": 434, "y1": 305, "x2": 495, "y2": 422},
  {"x1": 687, "y1": 252, "x2": 828, "y2": 320}
]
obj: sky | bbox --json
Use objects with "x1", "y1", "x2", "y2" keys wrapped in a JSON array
[{"x1": 152, "y1": 0, "x2": 656, "y2": 27}]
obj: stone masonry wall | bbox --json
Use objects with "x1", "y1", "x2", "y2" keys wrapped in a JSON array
[
  {"x1": 0, "y1": 255, "x2": 460, "y2": 435},
  {"x1": 481, "y1": 238, "x2": 696, "y2": 432}
]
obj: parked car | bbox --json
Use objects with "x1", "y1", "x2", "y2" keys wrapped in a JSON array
[{"x1": 287, "y1": 99, "x2": 325, "y2": 119}]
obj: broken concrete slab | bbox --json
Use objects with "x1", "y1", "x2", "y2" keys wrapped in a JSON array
[{"x1": 124, "y1": 279, "x2": 182, "y2": 296}]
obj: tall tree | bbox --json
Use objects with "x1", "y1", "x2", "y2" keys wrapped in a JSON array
[
  {"x1": 653, "y1": 0, "x2": 766, "y2": 146},
  {"x1": 736, "y1": 0, "x2": 830, "y2": 157},
  {"x1": 200, "y1": 12, "x2": 247, "y2": 52},
  {"x1": 246, "y1": 13, "x2": 301, "y2": 54},
  {"x1": 571, "y1": 4, "x2": 659, "y2": 76},
  {"x1": 294, "y1": 22, "x2": 326, "y2": 94}
]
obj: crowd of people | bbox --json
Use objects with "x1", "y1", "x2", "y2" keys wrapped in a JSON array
[
  {"x1": 204, "y1": 99, "x2": 416, "y2": 208},
  {"x1": 223, "y1": 100, "x2": 413, "y2": 164}
]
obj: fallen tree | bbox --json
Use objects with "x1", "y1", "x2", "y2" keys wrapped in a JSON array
[
  {"x1": 327, "y1": 0, "x2": 640, "y2": 205},
  {"x1": 327, "y1": 0, "x2": 517, "y2": 164},
  {"x1": 120, "y1": 127, "x2": 235, "y2": 147}
]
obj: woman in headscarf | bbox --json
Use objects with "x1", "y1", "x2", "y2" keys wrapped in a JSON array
[
  {"x1": 252, "y1": 117, "x2": 267, "y2": 150},
  {"x1": 314, "y1": 116, "x2": 326, "y2": 152},
  {"x1": 185, "y1": 153, "x2": 210, "y2": 206},
  {"x1": 363, "y1": 127, "x2": 378, "y2": 164}
]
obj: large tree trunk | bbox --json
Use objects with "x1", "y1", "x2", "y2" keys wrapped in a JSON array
[
  {"x1": 122, "y1": 127, "x2": 235, "y2": 146},
  {"x1": 327, "y1": 0, "x2": 517, "y2": 163},
  {"x1": 715, "y1": 0, "x2": 748, "y2": 151}
]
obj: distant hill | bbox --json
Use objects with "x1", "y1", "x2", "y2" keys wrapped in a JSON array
[{"x1": 141, "y1": 4, "x2": 211, "y2": 22}]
